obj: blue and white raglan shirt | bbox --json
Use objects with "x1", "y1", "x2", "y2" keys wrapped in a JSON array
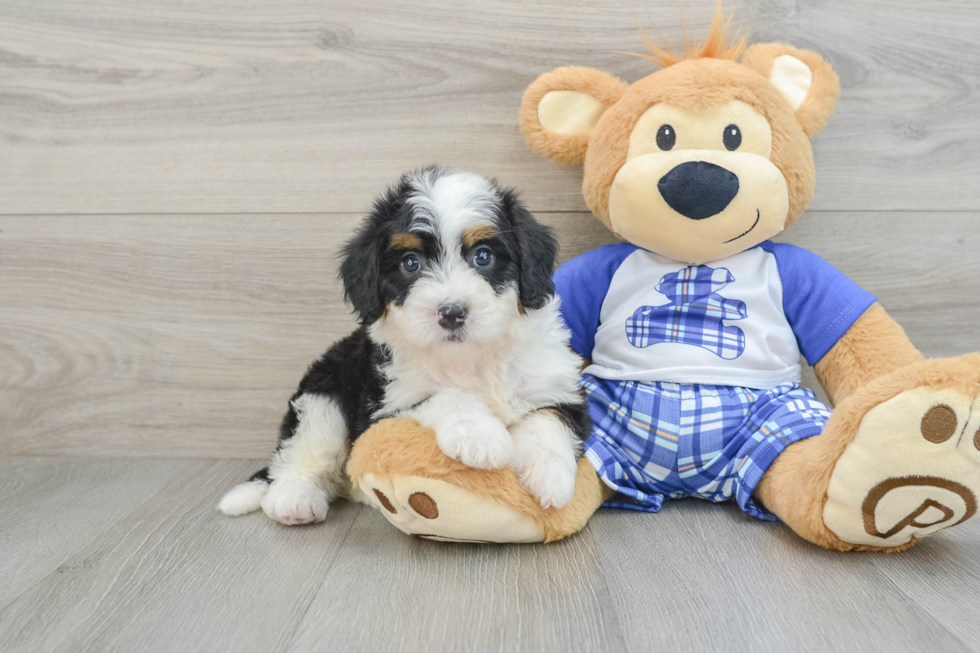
[
  {"x1": 553, "y1": 242, "x2": 876, "y2": 518},
  {"x1": 554, "y1": 242, "x2": 877, "y2": 389}
]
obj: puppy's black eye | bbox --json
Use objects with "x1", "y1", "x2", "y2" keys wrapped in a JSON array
[
  {"x1": 723, "y1": 124, "x2": 741, "y2": 151},
  {"x1": 471, "y1": 246, "x2": 494, "y2": 268},
  {"x1": 656, "y1": 124, "x2": 676, "y2": 151},
  {"x1": 401, "y1": 253, "x2": 421, "y2": 274}
]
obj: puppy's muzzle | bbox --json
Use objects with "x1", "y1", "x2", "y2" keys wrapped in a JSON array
[
  {"x1": 437, "y1": 303, "x2": 468, "y2": 331},
  {"x1": 658, "y1": 161, "x2": 739, "y2": 220}
]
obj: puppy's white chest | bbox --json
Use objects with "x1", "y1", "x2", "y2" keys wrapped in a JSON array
[{"x1": 382, "y1": 359, "x2": 531, "y2": 425}]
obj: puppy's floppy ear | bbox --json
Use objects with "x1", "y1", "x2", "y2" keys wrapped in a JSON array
[
  {"x1": 339, "y1": 214, "x2": 385, "y2": 325},
  {"x1": 501, "y1": 190, "x2": 558, "y2": 311},
  {"x1": 741, "y1": 43, "x2": 840, "y2": 138},
  {"x1": 520, "y1": 66, "x2": 629, "y2": 166}
]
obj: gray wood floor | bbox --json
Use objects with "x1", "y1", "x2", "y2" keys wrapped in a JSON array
[
  {"x1": 2, "y1": 0, "x2": 980, "y2": 651},
  {"x1": 2, "y1": 457, "x2": 980, "y2": 653}
]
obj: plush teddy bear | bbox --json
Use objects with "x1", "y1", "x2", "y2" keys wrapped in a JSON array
[{"x1": 347, "y1": 9, "x2": 980, "y2": 550}]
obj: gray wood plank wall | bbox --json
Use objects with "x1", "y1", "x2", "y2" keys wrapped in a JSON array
[{"x1": 2, "y1": 0, "x2": 979, "y2": 457}]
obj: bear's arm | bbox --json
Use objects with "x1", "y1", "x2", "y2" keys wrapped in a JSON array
[
  {"x1": 813, "y1": 303, "x2": 924, "y2": 406},
  {"x1": 762, "y1": 242, "x2": 921, "y2": 405},
  {"x1": 552, "y1": 243, "x2": 637, "y2": 358}
]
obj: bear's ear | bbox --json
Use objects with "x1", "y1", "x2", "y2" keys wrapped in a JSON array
[
  {"x1": 741, "y1": 43, "x2": 840, "y2": 138},
  {"x1": 520, "y1": 66, "x2": 628, "y2": 166}
]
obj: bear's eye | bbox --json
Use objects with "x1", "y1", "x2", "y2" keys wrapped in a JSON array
[
  {"x1": 723, "y1": 124, "x2": 742, "y2": 151},
  {"x1": 656, "y1": 124, "x2": 676, "y2": 151}
]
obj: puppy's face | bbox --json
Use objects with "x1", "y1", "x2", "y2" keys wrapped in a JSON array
[{"x1": 341, "y1": 169, "x2": 557, "y2": 353}]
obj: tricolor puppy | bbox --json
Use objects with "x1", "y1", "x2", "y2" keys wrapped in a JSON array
[{"x1": 219, "y1": 168, "x2": 589, "y2": 525}]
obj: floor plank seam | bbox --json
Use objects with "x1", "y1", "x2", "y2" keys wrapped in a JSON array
[
  {"x1": 2, "y1": 209, "x2": 979, "y2": 218},
  {"x1": 275, "y1": 502, "x2": 364, "y2": 653},
  {"x1": 0, "y1": 459, "x2": 193, "y2": 616},
  {"x1": 48, "y1": 460, "x2": 232, "y2": 653},
  {"x1": 869, "y1": 559, "x2": 977, "y2": 652},
  {"x1": 578, "y1": 523, "x2": 631, "y2": 653}
]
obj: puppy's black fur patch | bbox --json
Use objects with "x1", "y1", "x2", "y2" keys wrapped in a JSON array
[
  {"x1": 498, "y1": 188, "x2": 559, "y2": 310},
  {"x1": 544, "y1": 395, "x2": 592, "y2": 440},
  {"x1": 249, "y1": 328, "x2": 390, "y2": 481},
  {"x1": 278, "y1": 327, "x2": 390, "y2": 445},
  {"x1": 339, "y1": 179, "x2": 409, "y2": 325},
  {"x1": 339, "y1": 176, "x2": 444, "y2": 324}
]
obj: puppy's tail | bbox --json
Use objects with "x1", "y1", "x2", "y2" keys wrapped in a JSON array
[{"x1": 218, "y1": 467, "x2": 270, "y2": 516}]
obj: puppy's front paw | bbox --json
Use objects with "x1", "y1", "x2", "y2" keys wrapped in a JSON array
[
  {"x1": 437, "y1": 417, "x2": 514, "y2": 470},
  {"x1": 512, "y1": 448, "x2": 577, "y2": 509},
  {"x1": 261, "y1": 478, "x2": 328, "y2": 525}
]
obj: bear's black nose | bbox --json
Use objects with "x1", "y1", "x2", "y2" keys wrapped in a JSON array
[{"x1": 658, "y1": 161, "x2": 740, "y2": 220}]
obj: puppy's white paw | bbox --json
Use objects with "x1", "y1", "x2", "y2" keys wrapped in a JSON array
[
  {"x1": 437, "y1": 417, "x2": 514, "y2": 470},
  {"x1": 512, "y1": 448, "x2": 577, "y2": 509},
  {"x1": 261, "y1": 478, "x2": 328, "y2": 525}
]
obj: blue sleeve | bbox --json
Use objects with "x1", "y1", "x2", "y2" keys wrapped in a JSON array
[
  {"x1": 761, "y1": 242, "x2": 877, "y2": 366},
  {"x1": 552, "y1": 243, "x2": 636, "y2": 358}
]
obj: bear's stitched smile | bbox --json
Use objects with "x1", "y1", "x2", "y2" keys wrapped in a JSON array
[{"x1": 722, "y1": 209, "x2": 761, "y2": 244}]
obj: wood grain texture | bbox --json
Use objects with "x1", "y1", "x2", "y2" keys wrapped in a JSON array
[
  {"x1": 0, "y1": 459, "x2": 363, "y2": 653},
  {"x1": 2, "y1": 211, "x2": 977, "y2": 457},
  {"x1": 2, "y1": 457, "x2": 979, "y2": 653},
  {"x1": 0, "y1": 0, "x2": 979, "y2": 214},
  {"x1": 588, "y1": 501, "x2": 980, "y2": 652},
  {"x1": 2, "y1": 3, "x2": 980, "y2": 652},
  {"x1": 866, "y1": 520, "x2": 980, "y2": 646},
  {"x1": 285, "y1": 510, "x2": 624, "y2": 653},
  {"x1": 0, "y1": 457, "x2": 191, "y2": 609}
]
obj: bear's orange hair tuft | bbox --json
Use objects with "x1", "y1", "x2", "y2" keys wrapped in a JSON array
[{"x1": 625, "y1": 2, "x2": 748, "y2": 68}]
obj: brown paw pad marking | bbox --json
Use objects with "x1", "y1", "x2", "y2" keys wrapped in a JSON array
[
  {"x1": 862, "y1": 476, "x2": 977, "y2": 539},
  {"x1": 373, "y1": 489, "x2": 397, "y2": 514},
  {"x1": 920, "y1": 404, "x2": 958, "y2": 443},
  {"x1": 408, "y1": 492, "x2": 439, "y2": 519}
]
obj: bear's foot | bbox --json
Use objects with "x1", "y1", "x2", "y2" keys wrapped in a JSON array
[
  {"x1": 824, "y1": 385, "x2": 980, "y2": 548},
  {"x1": 347, "y1": 418, "x2": 610, "y2": 544},
  {"x1": 757, "y1": 354, "x2": 980, "y2": 551},
  {"x1": 354, "y1": 474, "x2": 546, "y2": 543}
]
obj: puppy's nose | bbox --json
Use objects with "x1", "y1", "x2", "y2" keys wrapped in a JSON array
[
  {"x1": 437, "y1": 303, "x2": 468, "y2": 330},
  {"x1": 658, "y1": 161, "x2": 739, "y2": 220}
]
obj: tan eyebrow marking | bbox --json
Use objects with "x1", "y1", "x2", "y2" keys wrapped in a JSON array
[
  {"x1": 390, "y1": 233, "x2": 423, "y2": 250},
  {"x1": 462, "y1": 224, "x2": 498, "y2": 248}
]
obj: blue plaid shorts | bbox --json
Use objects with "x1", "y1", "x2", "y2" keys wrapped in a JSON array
[{"x1": 582, "y1": 375, "x2": 832, "y2": 520}]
